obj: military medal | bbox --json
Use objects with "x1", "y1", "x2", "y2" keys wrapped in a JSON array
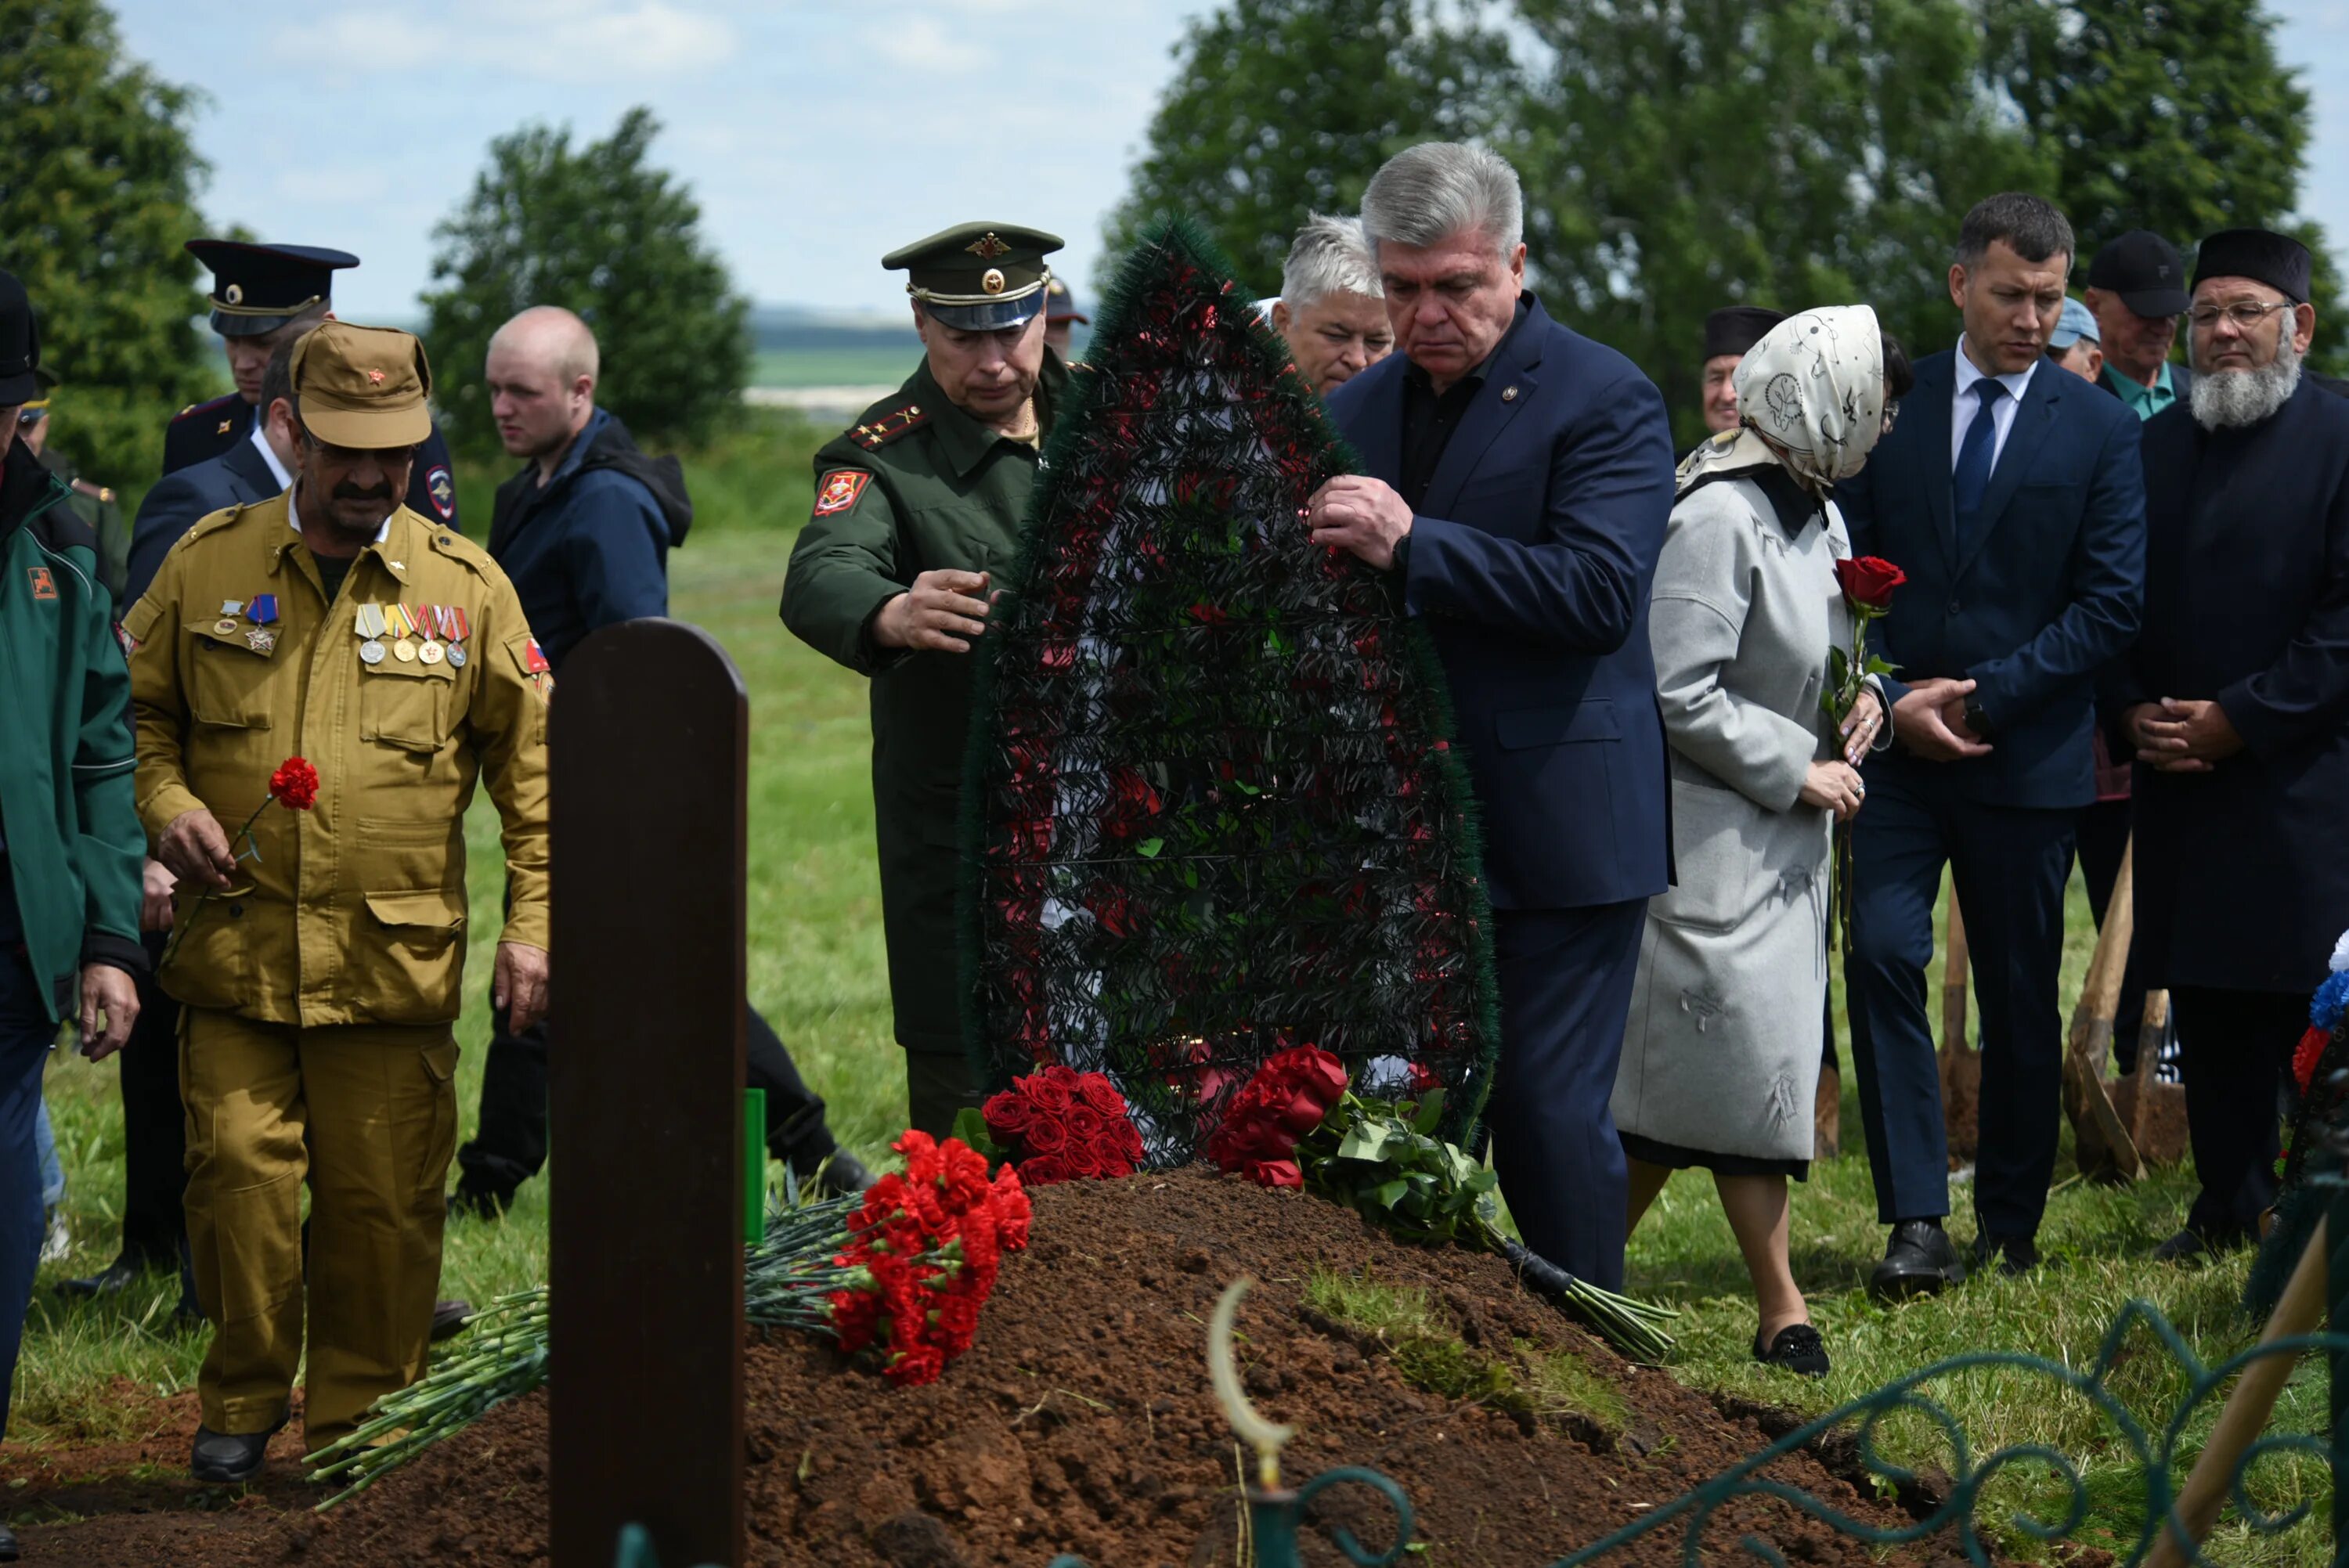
[
  {"x1": 387, "y1": 603, "x2": 417, "y2": 662},
  {"x1": 356, "y1": 602, "x2": 388, "y2": 665},
  {"x1": 249, "y1": 593, "x2": 279, "y2": 625},
  {"x1": 212, "y1": 618, "x2": 238, "y2": 636},
  {"x1": 247, "y1": 627, "x2": 276, "y2": 654},
  {"x1": 416, "y1": 601, "x2": 445, "y2": 664},
  {"x1": 220, "y1": 599, "x2": 245, "y2": 618}
]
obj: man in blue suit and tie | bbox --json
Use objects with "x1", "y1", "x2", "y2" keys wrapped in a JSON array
[
  {"x1": 1837, "y1": 194, "x2": 2145, "y2": 1295},
  {"x1": 1313, "y1": 142, "x2": 1676, "y2": 1292}
]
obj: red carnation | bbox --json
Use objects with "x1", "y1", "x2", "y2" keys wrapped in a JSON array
[
  {"x1": 269, "y1": 755, "x2": 320, "y2": 811},
  {"x1": 1835, "y1": 556, "x2": 1906, "y2": 611}
]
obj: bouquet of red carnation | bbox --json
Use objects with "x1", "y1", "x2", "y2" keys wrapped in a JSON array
[
  {"x1": 1204, "y1": 1045, "x2": 1348, "y2": 1188},
  {"x1": 161, "y1": 755, "x2": 320, "y2": 967},
  {"x1": 1206, "y1": 1048, "x2": 1676, "y2": 1361},
  {"x1": 958, "y1": 1064, "x2": 1147, "y2": 1186},
  {"x1": 826, "y1": 1130, "x2": 1032, "y2": 1386}
]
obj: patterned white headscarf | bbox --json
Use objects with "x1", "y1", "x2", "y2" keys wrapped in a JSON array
[{"x1": 1676, "y1": 305, "x2": 1889, "y2": 496}]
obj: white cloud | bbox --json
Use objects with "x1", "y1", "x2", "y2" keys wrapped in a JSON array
[{"x1": 866, "y1": 16, "x2": 989, "y2": 73}]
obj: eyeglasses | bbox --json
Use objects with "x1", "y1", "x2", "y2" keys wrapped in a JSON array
[{"x1": 2187, "y1": 300, "x2": 2298, "y2": 330}]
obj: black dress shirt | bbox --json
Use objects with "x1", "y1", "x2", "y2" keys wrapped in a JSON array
[{"x1": 1397, "y1": 299, "x2": 1531, "y2": 512}]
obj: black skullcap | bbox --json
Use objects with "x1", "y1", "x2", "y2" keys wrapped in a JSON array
[
  {"x1": 2192, "y1": 228, "x2": 2312, "y2": 305},
  {"x1": 1704, "y1": 306, "x2": 1785, "y2": 362}
]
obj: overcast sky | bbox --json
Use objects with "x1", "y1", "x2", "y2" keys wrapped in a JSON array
[{"x1": 110, "y1": 0, "x2": 2349, "y2": 323}]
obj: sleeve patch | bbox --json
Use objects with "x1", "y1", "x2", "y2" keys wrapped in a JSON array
[{"x1": 813, "y1": 470, "x2": 872, "y2": 517}]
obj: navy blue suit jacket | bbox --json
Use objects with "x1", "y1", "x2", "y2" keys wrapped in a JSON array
[
  {"x1": 1835, "y1": 348, "x2": 2145, "y2": 808},
  {"x1": 124, "y1": 434, "x2": 282, "y2": 606},
  {"x1": 1326, "y1": 294, "x2": 1676, "y2": 910}
]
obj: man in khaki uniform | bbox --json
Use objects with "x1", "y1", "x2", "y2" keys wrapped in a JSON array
[{"x1": 124, "y1": 322, "x2": 551, "y2": 1480}]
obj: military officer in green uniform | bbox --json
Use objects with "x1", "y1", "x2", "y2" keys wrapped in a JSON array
[{"x1": 782, "y1": 222, "x2": 1069, "y2": 1137}]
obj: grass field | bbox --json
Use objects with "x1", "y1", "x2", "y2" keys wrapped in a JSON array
[
  {"x1": 16, "y1": 439, "x2": 2332, "y2": 1561},
  {"x1": 750, "y1": 344, "x2": 918, "y2": 390}
]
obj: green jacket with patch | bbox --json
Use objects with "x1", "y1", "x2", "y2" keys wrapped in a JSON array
[
  {"x1": 779, "y1": 353, "x2": 1066, "y2": 1054},
  {"x1": 0, "y1": 442, "x2": 146, "y2": 1022}
]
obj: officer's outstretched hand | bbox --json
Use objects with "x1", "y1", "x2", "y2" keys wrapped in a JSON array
[
  {"x1": 873, "y1": 569, "x2": 992, "y2": 654},
  {"x1": 496, "y1": 941, "x2": 550, "y2": 1033},
  {"x1": 78, "y1": 963, "x2": 139, "y2": 1062},
  {"x1": 158, "y1": 807, "x2": 238, "y2": 890}
]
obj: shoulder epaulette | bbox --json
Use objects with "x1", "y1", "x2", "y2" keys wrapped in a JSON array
[
  {"x1": 171, "y1": 392, "x2": 240, "y2": 424},
  {"x1": 850, "y1": 402, "x2": 930, "y2": 451},
  {"x1": 427, "y1": 522, "x2": 497, "y2": 574},
  {"x1": 70, "y1": 478, "x2": 115, "y2": 504},
  {"x1": 186, "y1": 502, "x2": 254, "y2": 541}
]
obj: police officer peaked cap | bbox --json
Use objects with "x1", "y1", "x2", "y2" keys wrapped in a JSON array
[
  {"x1": 1045, "y1": 276, "x2": 1089, "y2": 326},
  {"x1": 886, "y1": 222, "x2": 1063, "y2": 331},
  {"x1": 186, "y1": 240, "x2": 359, "y2": 337},
  {"x1": 2192, "y1": 227, "x2": 2314, "y2": 305},
  {"x1": 290, "y1": 322, "x2": 434, "y2": 450},
  {"x1": 1703, "y1": 306, "x2": 1785, "y2": 362},
  {"x1": 0, "y1": 268, "x2": 39, "y2": 406}
]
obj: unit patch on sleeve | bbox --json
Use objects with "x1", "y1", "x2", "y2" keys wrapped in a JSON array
[{"x1": 813, "y1": 469, "x2": 872, "y2": 517}]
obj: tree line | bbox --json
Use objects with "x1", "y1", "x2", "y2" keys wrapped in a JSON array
[
  {"x1": 1108, "y1": 0, "x2": 2336, "y2": 447},
  {"x1": 4, "y1": 0, "x2": 2331, "y2": 481}
]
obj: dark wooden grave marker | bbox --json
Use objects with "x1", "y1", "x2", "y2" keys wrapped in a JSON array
[{"x1": 550, "y1": 619, "x2": 748, "y2": 1568}]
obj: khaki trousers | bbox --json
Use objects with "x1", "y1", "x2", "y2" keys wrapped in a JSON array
[{"x1": 179, "y1": 1008, "x2": 459, "y2": 1446}]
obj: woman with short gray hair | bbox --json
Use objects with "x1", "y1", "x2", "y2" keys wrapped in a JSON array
[{"x1": 1271, "y1": 215, "x2": 1392, "y2": 395}]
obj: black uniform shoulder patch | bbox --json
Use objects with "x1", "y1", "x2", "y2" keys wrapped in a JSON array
[{"x1": 849, "y1": 402, "x2": 930, "y2": 451}]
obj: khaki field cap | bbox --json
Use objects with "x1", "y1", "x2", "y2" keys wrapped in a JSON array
[{"x1": 290, "y1": 322, "x2": 433, "y2": 449}]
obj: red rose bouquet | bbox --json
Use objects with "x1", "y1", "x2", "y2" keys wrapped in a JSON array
[
  {"x1": 959, "y1": 1065, "x2": 1146, "y2": 1187},
  {"x1": 161, "y1": 754, "x2": 320, "y2": 967},
  {"x1": 1205, "y1": 1048, "x2": 1676, "y2": 1361},
  {"x1": 1824, "y1": 558, "x2": 1904, "y2": 957}
]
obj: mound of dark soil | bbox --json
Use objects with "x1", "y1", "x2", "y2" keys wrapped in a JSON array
[{"x1": 24, "y1": 1168, "x2": 1983, "y2": 1567}]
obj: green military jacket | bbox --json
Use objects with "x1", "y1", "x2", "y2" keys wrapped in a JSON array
[{"x1": 780, "y1": 352, "x2": 1066, "y2": 1054}]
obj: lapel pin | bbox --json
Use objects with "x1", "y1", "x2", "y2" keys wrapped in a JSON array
[{"x1": 1501, "y1": 385, "x2": 1521, "y2": 402}]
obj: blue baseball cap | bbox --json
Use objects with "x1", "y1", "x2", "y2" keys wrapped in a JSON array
[{"x1": 2049, "y1": 297, "x2": 2100, "y2": 350}]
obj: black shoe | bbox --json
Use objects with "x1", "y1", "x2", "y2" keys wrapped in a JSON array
[
  {"x1": 1968, "y1": 1231, "x2": 2040, "y2": 1277},
  {"x1": 192, "y1": 1418, "x2": 282, "y2": 1483},
  {"x1": 0, "y1": 1519, "x2": 16, "y2": 1561},
  {"x1": 56, "y1": 1253, "x2": 158, "y2": 1298},
  {"x1": 1755, "y1": 1322, "x2": 1830, "y2": 1378},
  {"x1": 1868, "y1": 1220, "x2": 1967, "y2": 1301},
  {"x1": 446, "y1": 1184, "x2": 512, "y2": 1221},
  {"x1": 792, "y1": 1148, "x2": 875, "y2": 1198},
  {"x1": 430, "y1": 1299, "x2": 474, "y2": 1343},
  {"x1": 2153, "y1": 1224, "x2": 2251, "y2": 1263}
]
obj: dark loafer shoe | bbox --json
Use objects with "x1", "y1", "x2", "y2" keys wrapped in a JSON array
[
  {"x1": 1755, "y1": 1323, "x2": 1830, "y2": 1378},
  {"x1": 1968, "y1": 1231, "x2": 2040, "y2": 1277},
  {"x1": 430, "y1": 1299, "x2": 474, "y2": 1343},
  {"x1": 1868, "y1": 1220, "x2": 1967, "y2": 1301},
  {"x1": 56, "y1": 1254, "x2": 153, "y2": 1298},
  {"x1": 191, "y1": 1419, "x2": 281, "y2": 1483},
  {"x1": 446, "y1": 1185, "x2": 511, "y2": 1222},
  {"x1": 0, "y1": 1519, "x2": 18, "y2": 1560},
  {"x1": 2153, "y1": 1224, "x2": 2251, "y2": 1263},
  {"x1": 793, "y1": 1148, "x2": 875, "y2": 1198}
]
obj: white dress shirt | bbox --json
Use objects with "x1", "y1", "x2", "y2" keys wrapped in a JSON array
[
  {"x1": 1949, "y1": 336, "x2": 2039, "y2": 474},
  {"x1": 248, "y1": 416, "x2": 293, "y2": 492}
]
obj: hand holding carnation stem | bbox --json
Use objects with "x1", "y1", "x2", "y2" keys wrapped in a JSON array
[{"x1": 158, "y1": 757, "x2": 319, "y2": 967}]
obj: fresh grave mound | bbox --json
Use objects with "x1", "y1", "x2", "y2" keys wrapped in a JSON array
[{"x1": 265, "y1": 1170, "x2": 1981, "y2": 1568}]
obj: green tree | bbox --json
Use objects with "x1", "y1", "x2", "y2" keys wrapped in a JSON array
[
  {"x1": 1104, "y1": 0, "x2": 1518, "y2": 295},
  {"x1": 0, "y1": 0, "x2": 213, "y2": 488},
  {"x1": 1983, "y1": 0, "x2": 2342, "y2": 369},
  {"x1": 1512, "y1": 0, "x2": 2055, "y2": 449},
  {"x1": 423, "y1": 106, "x2": 748, "y2": 457}
]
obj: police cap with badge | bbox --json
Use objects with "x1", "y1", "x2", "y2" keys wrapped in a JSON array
[
  {"x1": 186, "y1": 240, "x2": 359, "y2": 337},
  {"x1": 885, "y1": 223, "x2": 1065, "y2": 330}
]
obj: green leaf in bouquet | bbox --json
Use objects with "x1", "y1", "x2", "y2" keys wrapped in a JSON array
[
  {"x1": 1371, "y1": 1178, "x2": 1412, "y2": 1210},
  {"x1": 951, "y1": 1106, "x2": 1001, "y2": 1161},
  {"x1": 1135, "y1": 837, "x2": 1164, "y2": 859},
  {"x1": 1827, "y1": 645, "x2": 1850, "y2": 688},
  {"x1": 1864, "y1": 655, "x2": 1896, "y2": 676},
  {"x1": 1336, "y1": 1121, "x2": 1403, "y2": 1163},
  {"x1": 1410, "y1": 1088, "x2": 1446, "y2": 1135}
]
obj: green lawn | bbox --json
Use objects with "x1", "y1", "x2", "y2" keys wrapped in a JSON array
[
  {"x1": 18, "y1": 509, "x2": 2331, "y2": 1563},
  {"x1": 750, "y1": 344, "x2": 918, "y2": 390}
]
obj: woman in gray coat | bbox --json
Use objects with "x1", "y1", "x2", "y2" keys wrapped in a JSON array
[{"x1": 1611, "y1": 307, "x2": 1912, "y2": 1376}]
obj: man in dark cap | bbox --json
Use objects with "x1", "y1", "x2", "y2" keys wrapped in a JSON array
[
  {"x1": 782, "y1": 222, "x2": 1070, "y2": 1136},
  {"x1": 1044, "y1": 276, "x2": 1088, "y2": 361},
  {"x1": 2118, "y1": 226, "x2": 2349, "y2": 1263},
  {"x1": 2084, "y1": 229, "x2": 2193, "y2": 419},
  {"x1": 1699, "y1": 306, "x2": 1785, "y2": 435},
  {"x1": 0, "y1": 269, "x2": 146, "y2": 1552},
  {"x1": 164, "y1": 242, "x2": 460, "y2": 530}
]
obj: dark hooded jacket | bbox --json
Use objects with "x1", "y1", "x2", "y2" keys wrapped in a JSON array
[{"x1": 486, "y1": 407, "x2": 692, "y2": 671}]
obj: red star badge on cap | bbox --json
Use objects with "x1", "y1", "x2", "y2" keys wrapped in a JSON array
[{"x1": 366, "y1": 369, "x2": 385, "y2": 384}]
